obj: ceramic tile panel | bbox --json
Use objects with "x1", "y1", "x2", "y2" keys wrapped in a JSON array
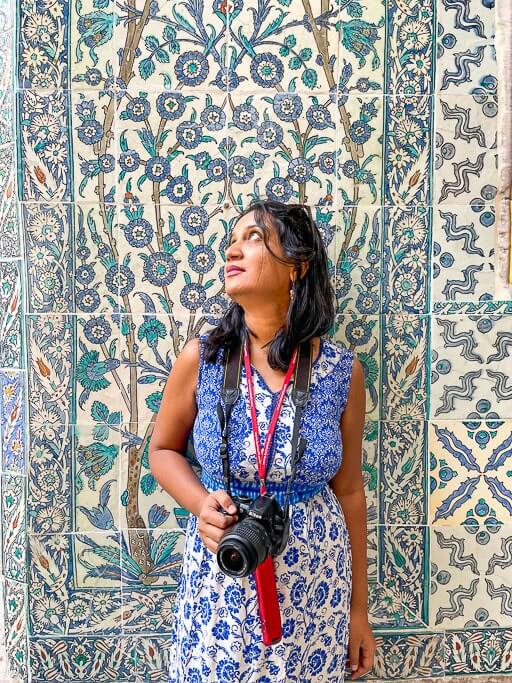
[
  {"x1": 382, "y1": 206, "x2": 432, "y2": 314},
  {"x1": 115, "y1": 203, "x2": 230, "y2": 317},
  {"x1": 386, "y1": 0, "x2": 435, "y2": 96},
  {"x1": 436, "y1": 43, "x2": 497, "y2": 96},
  {"x1": 28, "y1": 532, "x2": 123, "y2": 636},
  {"x1": 429, "y1": 420, "x2": 512, "y2": 526},
  {"x1": 119, "y1": 419, "x2": 192, "y2": 534},
  {"x1": 71, "y1": 90, "x2": 118, "y2": 205},
  {"x1": 437, "y1": 0, "x2": 496, "y2": 47},
  {"x1": 22, "y1": 202, "x2": 74, "y2": 314},
  {"x1": 74, "y1": 203, "x2": 121, "y2": 317},
  {"x1": 378, "y1": 526, "x2": 429, "y2": 627},
  {"x1": 369, "y1": 581, "x2": 426, "y2": 631},
  {"x1": 0, "y1": 197, "x2": 18, "y2": 259},
  {"x1": 444, "y1": 628, "x2": 512, "y2": 675},
  {"x1": 26, "y1": 315, "x2": 74, "y2": 426},
  {"x1": 430, "y1": 525, "x2": 512, "y2": 630},
  {"x1": 435, "y1": 94, "x2": 497, "y2": 206},
  {"x1": 430, "y1": 314, "x2": 512, "y2": 420},
  {"x1": 0, "y1": 19, "x2": 13, "y2": 93},
  {"x1": 338, "y1": 0, "x2": 385, "y2": 95},
  {"x1": 0, "y1": 146, "x2": 16, "y2": 256},
  {"x1": 115, "y1": 91, "x2": 229, "y2": 207},
  {"x1": 334, "y1": 206, "x2": 382, "y2": 315},
  {"x1": 114, "y1": 0, "x2": 228, "y2": 94},
  {"x1": 0, "y1": 260, "x2": 22, "y2": 368},
  {"x1": 381, "y1": 314, "x2": 430, "y2": 422},
  {"x1": 226, "y1": 92, "x2": 338, "y2": 208},
  {"x1": 383, "y1": 96, "x2": 434, "y2": 206},
  {"x1": 17, "y1": 89, "x2": 71, "y2": 203},
  {"x1": 368, "y1": 524, "x2": 378, "y2": 582},
  {"x1": 432, "y1": 204, "x2": 496, "y2": 303},
  {"x1": 74, "y1": 423, "x2": 121, "y2": 533},
  {"x1": 17, "y1": 0, "x2": 68, "y2": 89},
  {"x1": 380, "y1": 420, "x2": 428, "y2": 526},
  {"x1": 363, "y1": 420, "x2": 379, "y2": 527},
  {"x1": 337, "y1": 95, "x2": 384, "y2": 206},
  {"x1": 227, "y1": 0, "x2": 340, "y2": 94},
  {"x1": 120, "y1": 530, "x2": 187, "y2": 633},
  {"x1": 70, "y1": 0, "x2": 116, "y2": 91},
  {"x1": 1, "y1": 474, "x2": 26, "y2": 582},
  {"x1": 0, "y1": 370, "x2": 24, "y2": 474},
  {"x1": 434, "y1": 300, "x2": 512, "y2": 316},
  {"x1": 2, "y1": 578, "x2": 28, "y2": 682},
  {"x1": 27, "y1": 422, "x2": 72, "y2": 535},
  {"x1": 30, "y1": 635, "x2": 174, "y2": 681},
  {"x1": 75, "y1": 314, "x2": 124, "y2": 424},
  {"x1": 333, "y1": 314, "x2": 380, "y2": 422},
  {"x1": 370, "y1": 631, "x2": 445, "y2": 679}
]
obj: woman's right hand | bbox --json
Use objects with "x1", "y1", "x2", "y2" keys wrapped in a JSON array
[{"x1": 197, "y1": 490, "x2": 239, "y2": 554}]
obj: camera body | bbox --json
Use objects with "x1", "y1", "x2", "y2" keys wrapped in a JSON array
[{"x1": 217, "y1": 492, "x2": 290, "y2": 578}]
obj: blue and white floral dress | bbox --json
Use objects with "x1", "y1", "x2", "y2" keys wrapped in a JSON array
[{"x1": 168, "y1": 335, "x2": 354, "y2": 683}]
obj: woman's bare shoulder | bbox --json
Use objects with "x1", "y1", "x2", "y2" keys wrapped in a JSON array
[{"x1": 173, "y1": 336, "x2": 201, "y2": 376}]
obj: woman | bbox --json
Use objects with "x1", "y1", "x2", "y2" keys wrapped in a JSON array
[{"x1": 149, "y1": 200, "x2": 376, "y2": 682}]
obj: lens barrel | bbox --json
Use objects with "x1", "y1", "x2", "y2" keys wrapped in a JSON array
[{"x1": 217, "y1": 517, "x2": 271, "y2": 577}]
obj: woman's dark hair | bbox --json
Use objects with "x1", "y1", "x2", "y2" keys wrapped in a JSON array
[{"x1": 203, "y1": 199, "x2": 335, "y2": 371}]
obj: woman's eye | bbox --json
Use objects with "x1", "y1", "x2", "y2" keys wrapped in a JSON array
[{"x1": 248, "y1": 230, "x2": 262, "y2": 240}]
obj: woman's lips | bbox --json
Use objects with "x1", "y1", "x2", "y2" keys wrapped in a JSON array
[{"x1": 226, "y1": 267, "x2": 244, "y2": 277}]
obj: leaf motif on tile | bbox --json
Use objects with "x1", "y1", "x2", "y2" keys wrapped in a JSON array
[
  {"x1": 487, "y1": 332, "x2": 512, "y2": 362},
  {"x1": 440, "y1": 99, "x2": 487, "y2": 145},
  {"x1": 484, "y1": 434, "x2": 512, "y2": 472},
  {"x1": 434, "y1": 529, "x2": 479, "y2": 574},
  {"x1": 440, "y1": 46, "x2": 486, "y2": 91},
  {"x1": 434, "y1": 424, "x2": 480, "y2": 470},
  {"x1": 438, "y1": 318, "x2": 483, "y2": 363},
  {"x1": 443, "y1": 0, "x2": 486, "y2": 38},
  {"x1": 435, "y1": 577, "x2": 479, "y2": 624},
  {"x1": 487, "y1": 536, "x2": 512, "y2": 575},
  {"x1": 434, "y1": 476, "x2": 480, "y2": 522},
  {"x1": 485, "y1": 579, "x2": 512, "y2": 618},
  {"x1": 487, "y1": 370, "x2": 512, "y2": 402},
  {"x1": 439, "y1": 152, "x2": 486, "y2": 202},
  {"x1": 484, "y1": 476, "x2": 512, "y2": 516},
  {"x1": 434, "y1": 369, "x2": 481, "y2": 417},
  {"x1": 439, "y1": 209, "x2": 484, "y2": 255}
]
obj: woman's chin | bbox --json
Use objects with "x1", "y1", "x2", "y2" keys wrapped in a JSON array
[{"x1": 224, "y1": 282, "x2": 246, "y2": 299}]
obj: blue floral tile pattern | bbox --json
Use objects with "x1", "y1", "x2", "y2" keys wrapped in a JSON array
[
  {"x1": 0, "y1": 261, "x2": 22, "y2": 368},
  {"x1": 0, "y1": 371, "x2": 24, "y2": 473}
]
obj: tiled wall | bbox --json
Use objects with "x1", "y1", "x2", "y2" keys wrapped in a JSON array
[{"x1": 0, "y1": 0, "x2": 511, "y2": 680}]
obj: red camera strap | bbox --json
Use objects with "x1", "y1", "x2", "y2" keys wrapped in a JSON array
[{"x1": 243, "y1": 343, "x2": 298, "y2": 495}]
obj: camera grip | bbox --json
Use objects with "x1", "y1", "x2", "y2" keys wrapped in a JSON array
[{"x1": 254, "y1": 556, "x2": 282, "y2": 646}]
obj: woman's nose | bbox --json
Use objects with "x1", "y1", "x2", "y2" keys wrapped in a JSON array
[{"x1": 226, "y1": 241, "x2": 242, "y2": 260}]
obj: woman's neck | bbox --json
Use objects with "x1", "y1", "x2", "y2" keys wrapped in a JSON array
[{"x1": 243, "y1": 308, "x2": 287, "y2": 351}]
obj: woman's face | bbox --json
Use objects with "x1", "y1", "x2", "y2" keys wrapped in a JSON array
[{"x1": 224, "y1": 210, "x2": 294, "y2": 304}]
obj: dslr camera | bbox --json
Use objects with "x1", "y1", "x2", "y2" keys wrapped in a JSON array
[{"x1": 217, "y1": 492, "x2": 290, "y2": 578}]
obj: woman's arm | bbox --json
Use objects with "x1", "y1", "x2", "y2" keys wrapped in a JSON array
[
  {"x1": 329, "y1": 356, "x2": 367, "y2": 610},
  {"x1": 329, "y1": 355, "x2": 375, "y2": 679},
  {"x1": 148, "y1": 338, "x2": 208, "y2": 517}
]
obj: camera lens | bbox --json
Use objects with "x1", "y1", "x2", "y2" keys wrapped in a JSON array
[
  {"x1": 218, "y1": 545, "x2": 246, "y2": 575},
  {"x1": 228, "y1": 549, "x2": 244, "y2": 571},
  {"x1": 217, "y1": 518, "x2": 271, "y2": 577}
]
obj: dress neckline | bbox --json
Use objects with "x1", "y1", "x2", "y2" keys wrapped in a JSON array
[{"x1": 248, "y1": 337, "x2": 324, "y2": 396}]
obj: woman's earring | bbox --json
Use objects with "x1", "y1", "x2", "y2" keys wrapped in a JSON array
[{"x1": 290, "y1": 282, "x2": 295, "y2": 302}]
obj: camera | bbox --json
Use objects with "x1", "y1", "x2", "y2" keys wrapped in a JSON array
[{"x1": 216, "y1": 493, "x2": 290, "y2": 577}]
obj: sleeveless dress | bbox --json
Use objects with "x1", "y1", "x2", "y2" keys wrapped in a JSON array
[{"x1": 167, "y1": 335, "x2": 355, "y2": 683}]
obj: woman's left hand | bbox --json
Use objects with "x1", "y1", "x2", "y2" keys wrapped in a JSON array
[{"x1": 346, "y1": 609, "x2": 376, "y2": 679}]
